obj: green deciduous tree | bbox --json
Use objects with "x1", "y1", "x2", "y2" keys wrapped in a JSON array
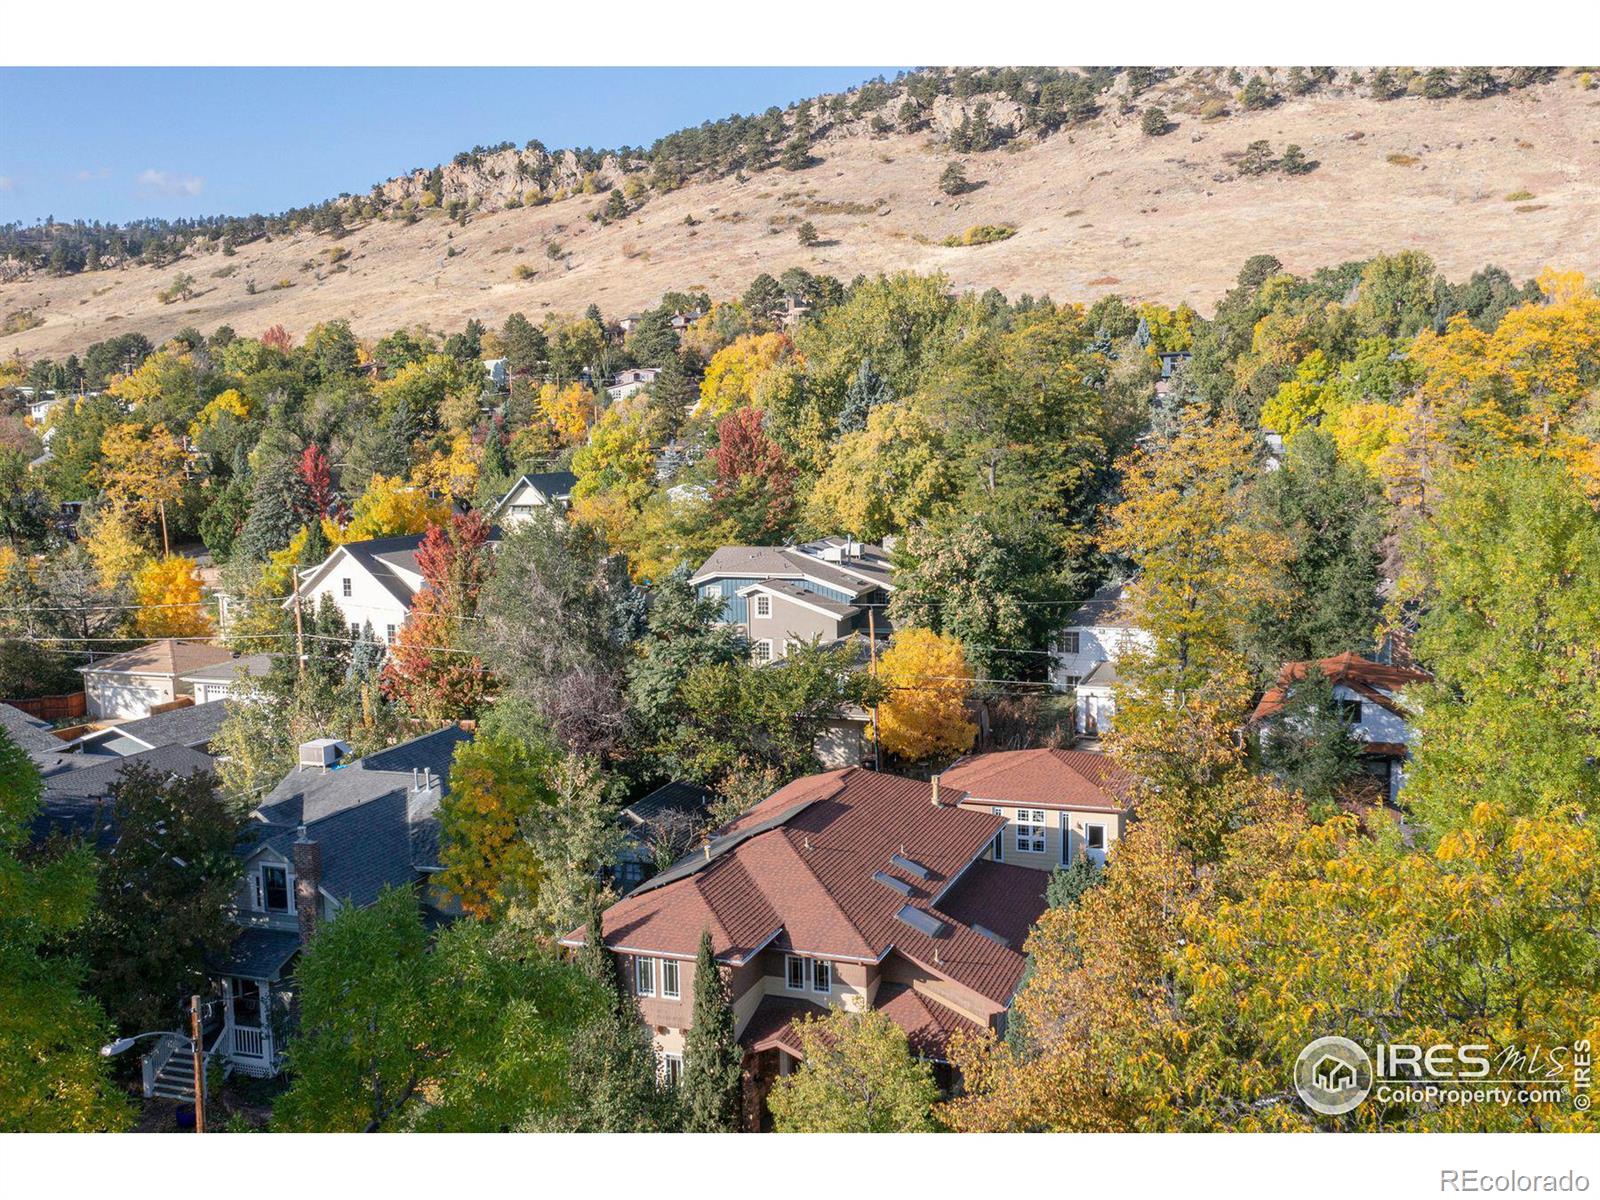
[{"x1": 769, "y1": 1008, "x2": 939, "y2": 1132}]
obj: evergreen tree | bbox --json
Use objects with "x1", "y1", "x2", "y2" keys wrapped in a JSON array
[
  {"x1": 645, "y1": 353, "x2": 700, "y2": 444},
  {"x1": 836, "y1": 357, "x2": 892, "y2": 434},
  {"x1": 1256, "y1": 665, "x2": 1365, "y2": 812},
  {"x1": 235, "y1": 454, "x2": 312, "y2": 562},
  {"x1": 679, "y1": 929, "x2": 742, "y2": 1131}
]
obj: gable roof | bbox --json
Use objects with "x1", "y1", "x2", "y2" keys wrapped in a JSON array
[
  {"x1": 494, "y1": 472, "x2": 578, "y2": 512},
  {"x1": 289, "y1": 530, "x2": 500, "y2": 614},
  {"x1": 76, "y1": 639, "x2": 236, "y2": 679},
  {"x1": 1252, "y1": 652, "x2": 1434, "y2": 722},
  {"x1": 1061, "y1": 582, "x2": 1136, "y2": 630},
  {"x1": 36, "y1": 744, "x2": 217, "y2": 849},
  {"x1": 89, "y1": 699, "x2": 228, "y2": 752},
  {"x1": 692, "y1": 544, "x2": 888, "y2": 599},
  {"x1": 566, "y1": 768, "x2": 1043, "y2": 1008},
  {"x1": 179, "y1": 652, "x2": 275, "y2": 685},
  {"x1": 737, "y1": 579, "x2": 860, "y2": 619},
  {"x1": 940, "y1": 748, "x2": 1136, "y2": 814},
  {"x1": 252, "y1": 726, "x2": 472, "y2": 906},
  {"x1": 1, "y1": 702, "x2": 70, "y2": 759}
]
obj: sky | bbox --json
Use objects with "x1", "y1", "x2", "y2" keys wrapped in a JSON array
[{"x1": 0, "y1": 67, "x2": 900, "y2": 226}]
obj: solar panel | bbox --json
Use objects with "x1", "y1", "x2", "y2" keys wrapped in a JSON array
[
  {"x1": 894, "y1": 904, "x2": 944, "y2": 937},
  {"x1": 872, "y1": 870, "x2": 912, "y2": 896},
  {"x1": 890, "y1": 853, "x2": 929, "y2": 880}
]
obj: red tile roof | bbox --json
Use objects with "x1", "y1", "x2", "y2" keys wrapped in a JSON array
[
  {"x1": 568, "y1": 768, "x2": 1043, "y2": 1007},
  {"x1": 939, "y1": 748, "x2": 1135, "y2": 813},
  {"x1": 739, "y1": 987, "x2": 983, "y2": 1063},
  {"x1": 740, "y1": 995, "x2": 828, "y2": 1057},
  {"x1": 1252, "y1": 652, "x2": 1433, "y2": 722}
]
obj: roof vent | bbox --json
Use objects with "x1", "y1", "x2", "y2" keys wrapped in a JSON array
[
  {"x1": 872, "y1": 870, "x2": 912, "y2": 896},
  {"x1": 894, "y1": 905, "x2": 944, "y2": 938},
  {"x1": 890, "y1": 853, "x2": 929, "y2": 880}
]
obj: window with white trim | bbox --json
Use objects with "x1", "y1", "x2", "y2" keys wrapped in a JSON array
[
  {"x1": 1016, "y1": 809, "x2": 1047, "y2": 854},
  {"x1": 812, "y1": 960, "x2": 831, "y2": 994},
  {"x1": 990, "y1": 807, "x2": 1004, "y2": 861},
  {"x1": 660, "y1": 1053, "x2": 683, "y2": 1088},
  {"x1": 785, "y1": 955, "x2": 806, "y2": 991},
  {"x1": 635, "y1": 956, "x2": 655, "y2": 997},
  {"x1": 1085, "y1": 823, "x2": 1107, "y2": 852},
  {"x1": 341, "y1": 577, "x2": 352, "y2": 597},
  {"x1": 754, "y1": 593, "x2": 772, "y2": 618},
  {"x1": 385, "y1": 624, "x2": 397, "y2": 644},
  {"x1": 1060, "y1": 674, "x2": 1081, "y2": 690},
  {"x1": 1056, "y1": 629, "x2": 1081, "y2": 655},
  {"x1": 661, "y1": 958, "x2": 680, "y2": 1000},
  {"x1": 752, "y1": 639, "x2": 774, "y2": 664},
  {"x1": 1060, "y1": 811, "x2": 1071, "y2": 864},
  {"x1": 257, "y1": 864, "x2": 290, "y2": 913}
]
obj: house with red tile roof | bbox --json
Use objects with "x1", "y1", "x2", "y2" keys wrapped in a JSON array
[
  {"x1": 1251, "y1": 652, "x2": 1433, "y2": 803},
  {"x1": 560, "y1": 766, "x2": 1048, "y2": 1128},
  {"x1": 939, "y1": 748, "x2": 1137, "y2": 871}
]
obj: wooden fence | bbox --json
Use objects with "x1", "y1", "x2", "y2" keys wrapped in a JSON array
[{"x1": 2, "y1": 691, "x2": 87, "y2": 721}]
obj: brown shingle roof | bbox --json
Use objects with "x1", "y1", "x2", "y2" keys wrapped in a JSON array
[
  {"x1": 570, "y1": 768, "x2": 1043, "y2": 1007},
  {"x1": 77, "y1": 639, "x2": 236, "y2": 679},
  {"x1": 1252, "y1": 652, "x2": 1433, "y2": 722},
  {"x1": 940, "y1": 748, "x2": 1135, "y2": 813}
]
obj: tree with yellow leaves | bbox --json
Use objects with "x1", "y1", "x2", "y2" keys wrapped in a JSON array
[
  {"x1": 80, "y1": 502, "x2": 151, "y2": 592},
  {"x1": 97, "y1": 422, "x2": 187, "y2": 554},
  {"x1": 343, "y1": 474, "x2": 449, "y2": 541},
  {"x1": 186, "y1": 388, "x2": 251, "y2": 439},
  {"x1": 537, "y1": 381, "x2": 598, "y2": 446},
  {"x1": 697, "y1": 332, "x2": 794, "y2": 419},
  {"x1": 436, "y1": 729, "x2": 557, "y2": 920},
  {"x1": 876, "y1": 628, "x2": 976, "y2": 762},
  {"x1": 131, "y1": 556, "x2": 213, "y2": 638},
  {"x1": 410, "y1": 431, "x2": 481, "y2": 506}
]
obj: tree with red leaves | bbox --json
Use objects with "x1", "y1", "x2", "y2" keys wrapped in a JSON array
[
  {"x1": 710, "y1": 406, "x2": 796, "y2": 539},
  {"x1": 382, "y1": 511, "x2": 496, "y2": 721},
  {"x1": 297, "y1": 444, "x2": 338, "y2": 522},
  {"x1": 261, "y1": 324, "x2": 293, "y2": 352}
]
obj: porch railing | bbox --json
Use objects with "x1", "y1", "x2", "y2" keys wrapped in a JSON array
[
  {"x1": 233, "y1": 1025, "x2": 265, "y2": 1059},
  {"x1": 140, "y1": 1033, "x2": 184, "y2": 1097}
]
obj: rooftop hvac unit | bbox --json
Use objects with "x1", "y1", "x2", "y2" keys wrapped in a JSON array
[{"x1": 298, "y1": 738, "x2": 352, "y2": 772}]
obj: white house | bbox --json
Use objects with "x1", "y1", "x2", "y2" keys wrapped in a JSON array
[
  {"x1": 288, "y1": 533, "x2": 427, "y2": 644},
  {"x1": 1251, "y1": 652, "x2": 1433, "y2": 804},
  {"x1": 483, "y1": 358, "x2": 509, "y2": 390},
  {"x1": 1048, "y1": 583, "x2": 1153, "y2": 737},
  {"x1": 489, "y1": 472, "x2": 579, "y2": 528},
  {"x1": 77, "y1": 640, "x2": 238, "y2": 720},
  {"x1": 606, "y1": 367, "x2": 661, "y2": 403}
]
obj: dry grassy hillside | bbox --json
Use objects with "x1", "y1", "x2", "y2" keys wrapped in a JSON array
[{"x1": 4, "y1": 76, "x2": 1597, "y2": 358}]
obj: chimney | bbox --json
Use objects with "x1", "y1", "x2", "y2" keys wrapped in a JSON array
[
  {"x1": 702, "y1": 841, "x2": 712, "y2": 862},
  {"x1": 930, "y1": 774, "x2": 941, "y2": 806},
  {"x1": 293, "y1": 826, "x2": 322, "y2": 946}
]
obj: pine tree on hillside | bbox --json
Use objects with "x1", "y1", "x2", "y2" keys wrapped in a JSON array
[
  {"x1": 837, "y1": 357, "x2": 892, "y2": 434},
  {"x1": 680, "y1": 928, "x2": 742, "y2": 1131}
]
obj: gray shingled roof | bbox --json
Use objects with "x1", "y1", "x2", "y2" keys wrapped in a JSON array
[
  {"x1": 1, "y1": 702, "x2": 70, "y2": 759},
  {"x1": 35, "y1": 744, "x2": 218, "y2": 849},
  {"x1": 179, "y1": 653, "x2": 275, "y2": 684},
  {"x1": 743, "y1": 578, "x2": 861, "y2": 618},
  {"x1": 104, "y1": 700, "x2": 228, "y2": 750},
  {"x1": 624, "y1": 780, "x2": 713, "y2": 829},
  {"x1": 219, "y1": 928, "x2": 301, "y2": 981},
  {"x1": 693, "y1": 545, "x2": 874, "y2": 596},
  {"x1": 1063, "y1": 582, "x2": 1135, "y2": 630},
  {"x1": 252, "y1": 726, "x2": 471, "y2": 906}
]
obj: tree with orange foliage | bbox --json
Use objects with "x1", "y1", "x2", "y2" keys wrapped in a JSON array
[
  {"x1": 260, "y1": 324, "x2": 293, "y2": 352},
  {"x1": 381, "y1": 512, "x2": 495, "y2": 721},
  {"x1": 709, "y1": 407, "x2": 795, "y2": 539},
  {"x1": 131, "y1": 556, "x2": 213, "y2": 638},
  {"x1": 537, "y1": 381, "x2": 598, "y2": 446},
  {"x1": 875, "y1": 628, "x2": 976, "y2": 762}
]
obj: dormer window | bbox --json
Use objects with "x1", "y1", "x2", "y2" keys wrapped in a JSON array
[{"x1": 256, "y1": 864, "x2": 290, "y2": 913}]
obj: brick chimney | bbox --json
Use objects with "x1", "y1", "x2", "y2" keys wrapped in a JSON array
[{"x1": 293, "y1": 825, "x2": 322, "y2": 945}]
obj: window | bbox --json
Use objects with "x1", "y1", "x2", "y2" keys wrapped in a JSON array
[
  {"x1": 812, "y1": 960, "x2": 832, "y2": 994},
  {"x1": 754, "y1": 593, "x2": 772, "y2": 618},
  {"x1": 341, "y1": 577, "x2": 352, "y2": 597},
  {"x1": 1016, "y1": 809, "x2": 1047, "y2": 854},
  {"x1": 660, "y1": 1053, "x2": 683, "y2": 1088},
  {"x1": 510, "y1": 504, "x2": 534, "y2": 516},
  {"x1": 1085, "y1": 824, "x2": 1107, "y2": 852},
  {"x1": 635, "y1": 956, "x2": 655, "y2": 997},
  {"x1": 260, "y1": 865, "x2": 289, "y2": 913},
  {"x1": 1056, "y1": 630, "x2": 1081, "y2": 655},
  {"x1": 349, "y1": 622, "x2": 361, "y2": 640},
  {"x1": 385, "y1": 624, "x2": 397, "y2": 644},
  {"x1": 1338, "y1": 699, "x2": 1363, "y2": 724},
  {"x1": 1060, "y1": 674, "x2": 1081, "y2": 690},
  {"x1": 1061, "y1": 811, "x2": 1071, "y2": 864},
  {"x1": 753, "y1": 639, "x2": 774, "y2": 664},
  {"x1": 990, "y1": 807, "x2": 1004, "y2": 861},
  {"x1": 661, "y1": 959, "x2": 681, "y2": 1000},
  {"x1": 786, "y1": 955, "x2": 806, "y2": 991}
]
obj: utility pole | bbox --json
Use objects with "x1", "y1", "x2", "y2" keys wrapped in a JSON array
[
  {"x1": 867, "y1": 606, "x2": 881, "y2": 772},
  {"x1": 291, "y1": 566, "x2": 306, "y2": 679},
  {"x1": 188, "y1": 994, "x2": 206, "y2": 1134}
]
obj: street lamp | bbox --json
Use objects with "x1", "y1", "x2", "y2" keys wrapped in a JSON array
[{"x1": 99, "y1": 994, "x2": 208, "y2": 1132}]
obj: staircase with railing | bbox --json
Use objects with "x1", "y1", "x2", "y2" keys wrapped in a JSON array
[{"x1": 141, "y1": 1035, "x2": 198, "y2": 1104}]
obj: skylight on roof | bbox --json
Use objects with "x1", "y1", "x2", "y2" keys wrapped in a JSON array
[
  {"x1": 890, "y1": 853, "x2": 929, "y2": 880},
  {"x1": 971, "y1": 923, "x2": 1009, "y2": 947},
  {"x1": 894, "y1": 905, "x2": 944, "y2": 938},
  {"x1": 872, "y1": 870, "x2": 912, "y2": 896}
]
